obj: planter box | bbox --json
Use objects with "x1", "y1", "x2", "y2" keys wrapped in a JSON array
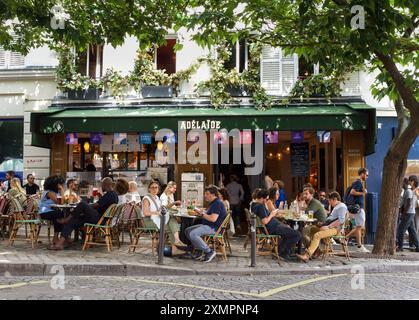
[
  {"x1": 141, "y1": 85, "x2": 173, "y2": 98},
  {"x1": 226, "y1": 86, "x2": 249, "y2": 97},
  {"x1": 67, "y1": 88, "x2": 99, "y2": 100}
]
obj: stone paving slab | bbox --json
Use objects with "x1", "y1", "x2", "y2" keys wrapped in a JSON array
[{"x1": 1, "y1": 236, "x2": 419, "y2": 276}]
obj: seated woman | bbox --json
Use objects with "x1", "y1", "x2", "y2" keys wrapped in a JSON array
[
  {"x1": 218, "y1": 187, "x2": 235, "y2": 235},
  {"x1": 142, "y1": 181, "x2": 185, "y2": 255},
  {"x1": 266, "y1": 187, "x2": 281, "y2": 215},
  {"x1": 8, "y1": 177, "x2": 27, "y2": 208},
  {"x1": 160, "y1": 181, "x2": 181, "y2": 209},
  {"x1": 115, "y1": 178, "x2": 129, "y2": 205},
  {"x1": 251, "y1": 189, "x2": 301, "y2": 260},
  {"x1": 126, "y1": 181, "x2": 142, "y2": 203},
  {"x1": 38, "y1": 175, "x2": 66, "y2": 245},
  {"x1": 297, "y1": 192, "x2": 347, "y2": 262},
  {"x1": 51, "y1": 177, "x2": 119, "y2": 250},
  {"x1": 273, "y1": 180, "x2": 286, "y2": 209}
]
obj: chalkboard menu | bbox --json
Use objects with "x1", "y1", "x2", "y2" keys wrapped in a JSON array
[{"x1": 291, "y1": 142, "x2": 309, "y2": 177}]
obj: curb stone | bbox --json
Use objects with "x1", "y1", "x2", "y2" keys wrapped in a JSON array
[{"x1": 0, "y1": 261, "x2": 419, "y2": 277}]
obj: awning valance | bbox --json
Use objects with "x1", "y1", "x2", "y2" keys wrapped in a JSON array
[{"x1": 30, "y1": 103, "x2": 376, "y2": 154}]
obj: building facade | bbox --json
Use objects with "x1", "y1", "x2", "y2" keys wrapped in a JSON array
[{"x1": 2, "y1": 30, "x2": 415, "y2": 210}]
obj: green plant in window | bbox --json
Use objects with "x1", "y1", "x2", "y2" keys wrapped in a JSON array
[
  {"x1": 196, "y1": 41, "x2": 272, "y2": 110},
  {"x1": 55, "y1": 44, "x2": 102, "y2": 92},
  {"x1": 102, "y1": 68, "x2": 130, "y2": 100},
  {"x1": 130, "y1": 46, "x2": 201, "y2": 95}
]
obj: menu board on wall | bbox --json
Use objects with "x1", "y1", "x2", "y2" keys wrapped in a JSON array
[{"x1": 291, "y1": 142, "x2": 309, "y2": 177}]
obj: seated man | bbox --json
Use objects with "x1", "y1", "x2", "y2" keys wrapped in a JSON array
[
  {"x1": 296, "y1": 191, "x2": 347, "y2": 262},
  {"x1": 185, "y1": 185, "x2": 227, "y2": 263},
  {"x1": 251, "y1": 189, "x2": 301, "y2": 260},
  {"x1": 51, "y1": 177, "x2": 118, "y2": 250},
  {"x1": 302, "y1": 186, "x2": 327, "y2": 246}
]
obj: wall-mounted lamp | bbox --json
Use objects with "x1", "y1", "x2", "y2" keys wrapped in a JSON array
[{"x1": 83, "y1": 141, "x2": 90, "y2": 153}]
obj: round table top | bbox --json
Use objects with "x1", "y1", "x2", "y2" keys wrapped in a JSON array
[{"x1": 50, "y1": 203, "x2": 79, "y2": 209}]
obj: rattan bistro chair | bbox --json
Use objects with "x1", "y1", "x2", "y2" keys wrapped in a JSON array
[
  {"x1": 82, "y1": 204, "x2": 119, "y2": 252},
  {"x1": 128, "y1": 214, "x2": 160, "y2": 255},
  {"x1": 321, "y1": 214, "x2": 351, "y2": 261},
  {"x1": 203, "y1": 213, "x2": 231, "y2": 262},
  {"x1": 8, "y1": 197, "x2": 41, "y2": 249},
  {"x1": 244, "y1": 208, "x2": 281, "y2": 262}
]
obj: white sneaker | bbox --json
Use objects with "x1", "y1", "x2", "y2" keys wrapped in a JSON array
[{"x1": 356, "y1": 245, "x2": 370, "y2": 253}]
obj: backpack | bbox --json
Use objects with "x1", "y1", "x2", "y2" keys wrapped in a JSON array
[{"x1": 343, "y1": 182, "x2": 356, "y2": 206}]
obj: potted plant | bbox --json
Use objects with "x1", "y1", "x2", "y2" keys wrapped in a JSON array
[
  {"x1": 56, "y1": 45, "x2": 102, "y2": 100},
  {"x1": 130, "y1": 47, "x2": 201, "y2": 98},
  {"x1": 196, "y1": 42, "x2": 272, "y2": 110}
]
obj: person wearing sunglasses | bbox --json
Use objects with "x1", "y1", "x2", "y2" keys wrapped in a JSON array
[
  {"x1": 319, "y1": 190, "x2": 330, "y2": 214},
  {"x1": 23, "y1": 174, "x2": 40, "y2": 195}
]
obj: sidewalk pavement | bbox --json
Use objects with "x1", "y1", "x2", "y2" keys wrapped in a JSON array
[{"x1": 1, "y1": 234, "x2": 419, "y2": 277}]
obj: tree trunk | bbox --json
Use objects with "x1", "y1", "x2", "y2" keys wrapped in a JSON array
[
  {"x1": 372, "y1": 116, "x2": 419, "y2": 255},
  {"x1": 372, "y1": 153, "x2": 407, "y2": 255}
]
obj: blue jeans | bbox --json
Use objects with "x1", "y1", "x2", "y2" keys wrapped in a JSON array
[
  {"x1": 269, "y1": 223, "x2": 301, "y2": 256},
  {"x1": 230, "y1": 204, "x2": 241, "y2": 228},
  {"x1": 397, "y1": 213, "x2": 419, "y2": 249},
  {"x1": 185, "y1": 224, "x2": 215, "y2": 254}
]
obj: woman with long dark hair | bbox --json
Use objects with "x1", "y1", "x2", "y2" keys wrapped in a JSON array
[{"x1": 38, "y1": 175, "x2": 66, "y2": 245}]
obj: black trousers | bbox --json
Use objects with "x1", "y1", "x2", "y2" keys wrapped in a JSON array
[
  {"x1": 62, "y1": 201, "x2": 100, "y2": 239},
  {"x1": 40, "y1": 210, "x2": 65, "y2": 233}
]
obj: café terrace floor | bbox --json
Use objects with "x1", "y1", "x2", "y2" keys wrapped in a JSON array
[{"x1": 0, "y1": 228, "x2": 418, "y2": 277}]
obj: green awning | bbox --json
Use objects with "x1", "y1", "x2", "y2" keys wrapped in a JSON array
[{"x1": 30, "y1": 103, "x2": 376, "y2": 154}]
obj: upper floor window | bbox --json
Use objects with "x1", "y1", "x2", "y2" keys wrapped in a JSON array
[
  {"x1": 76, "y1": 44, "x2": 103, "y2": 78},
  {"x1": 156, "y1": 38, "x2": 177, "y2": 75},
  {"x1": 224, "y1": 39, "x2": 248, "y2": 73},
  {"x1": 0, "y1": 33, "x2": 25, "y2": 69}
]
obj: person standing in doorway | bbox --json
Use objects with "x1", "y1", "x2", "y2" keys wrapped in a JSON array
[
  {"x1": 85, "y1": 158, "x2": 96, "y2": 172},
  {"x1": 226, "y1": 174, "x2": 245, "y2": 234}
]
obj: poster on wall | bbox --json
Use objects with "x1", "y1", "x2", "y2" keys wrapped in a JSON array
[
  {"x1": 291, "y1": 142, "x2": 309, "y2": 177},
  {"x1": 264, "y1": 131, "x2": 278, "y2": 144},
  {"x1": 213, "y1": 131, "x2": 228, "y2": 144},
  {"x1": 90, "y1": 133, "x2": 103, "y2": 144},
  {"x1": 114, "y1": 133, "x2": 127, "y2": 145},
  {"x1": 66, "y1": 133, "x2": 78, "y2": 145},
  {"x1": 317, "y1": 131, "x2": 331, "y2": 143},
  {"x1": 240, "y1": 131, "x2": 252, "y2": 144},
  {"x1": 140, "y1": 133, "x2": 152, "y2": 144},
  {"x1": 291, "y1": 131, "x2": 304, "y2": 143}
]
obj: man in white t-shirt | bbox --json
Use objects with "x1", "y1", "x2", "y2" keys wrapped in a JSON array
[{"x1": 297, "y1": 191, "x2": 347, "y2": 262}]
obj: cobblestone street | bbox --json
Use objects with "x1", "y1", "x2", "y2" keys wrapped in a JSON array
[{"x1": 0, "y1": 273, "x2": 417, "y2": 300}]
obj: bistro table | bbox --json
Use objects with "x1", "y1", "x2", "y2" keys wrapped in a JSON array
[
  {"x1": 50, "y1": 203, "x2": 80, "y2": 241},
  {"x1": 277, "y1": 212, "x2": 317, "y2": 254},
  {"x1": 172, "y1": 210, "x2": 201, "y2": 246}
]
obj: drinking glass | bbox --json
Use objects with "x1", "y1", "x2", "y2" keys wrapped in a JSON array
[{"x1": 308, "y1": 210, "x2": 314, "y2": 220}]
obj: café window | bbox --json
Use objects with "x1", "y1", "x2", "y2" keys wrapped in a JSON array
[
  {"x1": 76, "y1": 44, "x2": 104, "y2": 78},
  {"x1": 156, "y1": 39, "x2": 177, "y2": 75},
  {"x1": 223, "y1": 39, "x2": 248, "y2": 73}
]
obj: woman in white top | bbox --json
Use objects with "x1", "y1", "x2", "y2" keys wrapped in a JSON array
[
  {"x1": 142, "y1": 181, "x2": 185, "y2": 255},
  {"x1": 160, "y1": 181, "x2": 181, "y2": 208}
]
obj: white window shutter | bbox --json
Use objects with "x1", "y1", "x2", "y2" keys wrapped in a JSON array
[
  {"x1": 9, "y1": 51, "x2": 25, "y2": 67},
  {"x1": 260, "y1": 46, "x2": 281, "y2": 95},
  {"x1": 341, "y1": 71, "x2": 360, "y2": 96},
  {"x1": 0, "y1": 48, "x2": 6, "y2": 68},
  {"x1": 281, "y1": 52, "x2": 298, "y2": 95}
]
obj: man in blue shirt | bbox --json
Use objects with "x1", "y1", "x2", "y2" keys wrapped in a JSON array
[
  {"x1": 346, "y1": 167, "x2": 369, "y2": 253},
  {"x1": 251, "y1": 189, "x2": 301, "y2": 260},
  {"x1": 185, "y1": 185, "x2": 227, "y2": 263}
]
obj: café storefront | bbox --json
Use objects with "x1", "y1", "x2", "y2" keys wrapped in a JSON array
[{"x1": 30, "y1": 100, "x2": 376, "y2": 204}]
